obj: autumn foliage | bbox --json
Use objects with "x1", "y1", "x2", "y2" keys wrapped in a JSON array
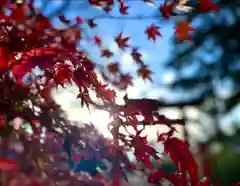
[{"x1": 0, "y1": 0, "x2": 231, "y2": 186}]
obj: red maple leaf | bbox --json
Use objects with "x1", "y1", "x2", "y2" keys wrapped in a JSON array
[
  {"x1": 54, "y1": 64, "x2": 73, "y2": 86},
  {"x1": 104, "y1": 6, "x2": 112, "y2": 13},
  {"x1": 0, "y1": 158, "x2": 19, "y2": 171},
  {"x1": 75, "y1": 16, "x2": 83, "y2": 24},
  {"x1": 101, "y1": 49, "x2": 114, "y2": 58},
  {"x1": 11, "y1": 48, "x2": 56, "y2": 82},
  {"x1": 77, "y1": 87, "x2": 91, "y2": 109},
  {"x1": 137, "y1": 65, "x2": 152, "y2": 81},
  {"x1": 145, "y1": 24, "x2": 161, "y2": 41},
  {"x1": 0, "y1": 114, "x2": 6, "y2": 127},
  {"x1": 148, "y1": 170, "x2": 169, "y2": 184},
  {"x1": 94, "y1": 36, "x2": 102, "y2": 47},
  {"x1": 88, "y1": 0, "x2": 114, "y2": 10},
  {"x1": 163, "y1": 137, "x2": 199, "y2": 185},
  {"x1": 96, "y1": 83, "x2": 116, "y2": 103},
  {"x1": 149, "y1": 170, "x2": 188, "y2": 185},
  {"x1": 0, "y1": 45, "x2": 9, "y2": 71},
  {"x1": 9, "y1": 5, "x2": 25, "y2": 21},
  {"x1": 159, "y1": 2, "x2": 176, "y2": 19},
  {"x1": 119, "y1": 73, "x2": 133, "y2": 89},
  {"x1": 107, "y1": 62, "x2": 119, "y2": 74},
  {"x1": 130, "y1": 129, "x2": 159, "y2": 168},
  {"x1": 115, "y1": 32, "x2": 130, "y2": 50},
  {"x1": 119, "y1": 2, "x2": 129, "y2": 15},
  {"x1": 37, "y1": 14, "x2": 52, "y2": 31},
  {"x1": 131, "y1": 48, "x2": 143, "y2": 65},
  {"x1": 198, "y1": 0, "x2": 220, "y2": 13},
  {"x1": 175, "y1": 21, "x2": 196, "y2": 43},
  {"x1": 75, "y1": 29, "x2": 82, "y2": 41},
  {"x1": 107, "y1": 145, "x2": 134, "y2": 185}
]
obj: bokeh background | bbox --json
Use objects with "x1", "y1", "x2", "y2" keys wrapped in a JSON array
[{"x1": 33, "y1": 0, "x2": 240, "y2": 185}]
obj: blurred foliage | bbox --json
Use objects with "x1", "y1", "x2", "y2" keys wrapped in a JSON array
[
  {"x1": 164, "y1": 0, "x2": 240, "y2": 184},
  {"x1": 209, "y1": 127, "x2": 240, "y2": 185},
  {"x1": 211, "y1": 144, "x2": 240, "y2": 185},
  {"x1": 165, "y1": 0, "x2": 240, "y2": 122}
]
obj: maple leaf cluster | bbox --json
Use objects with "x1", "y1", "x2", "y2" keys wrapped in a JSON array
[
  {"x1": 89, "y1": 0, "x2": 220, "y2": 88},
  {"x1": 0, "y1": 0, "x2": 236, "y2": 186}
]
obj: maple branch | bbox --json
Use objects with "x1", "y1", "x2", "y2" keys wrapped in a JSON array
[
  {"x1": 122, "y1": 117, "x2": 185, "y2": 126},
  {"x1": 89, "y1": 95, "x2": 204, "y2": 112}
]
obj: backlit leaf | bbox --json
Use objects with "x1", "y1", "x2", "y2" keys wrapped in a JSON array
[
  {"x1": 115, "y1": 32, "x2": 130, "y2": 50},
  {"x1": 175, "y1": 20, "x2": 196, "y2": 43},
  {"x1": 137, "y1": 65, "x2": 152, "y2": 81},
  {"x1": 145, "y1": 24, "x2": 161, "y2": 41}
]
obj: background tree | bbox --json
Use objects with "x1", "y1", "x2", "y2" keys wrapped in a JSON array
[
  {"x1": 164, "y1": 0, "x2": 240, "y2": 134},
  {"x1": 163, "y1": 0, "x2": 240, "y2": 184}
]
